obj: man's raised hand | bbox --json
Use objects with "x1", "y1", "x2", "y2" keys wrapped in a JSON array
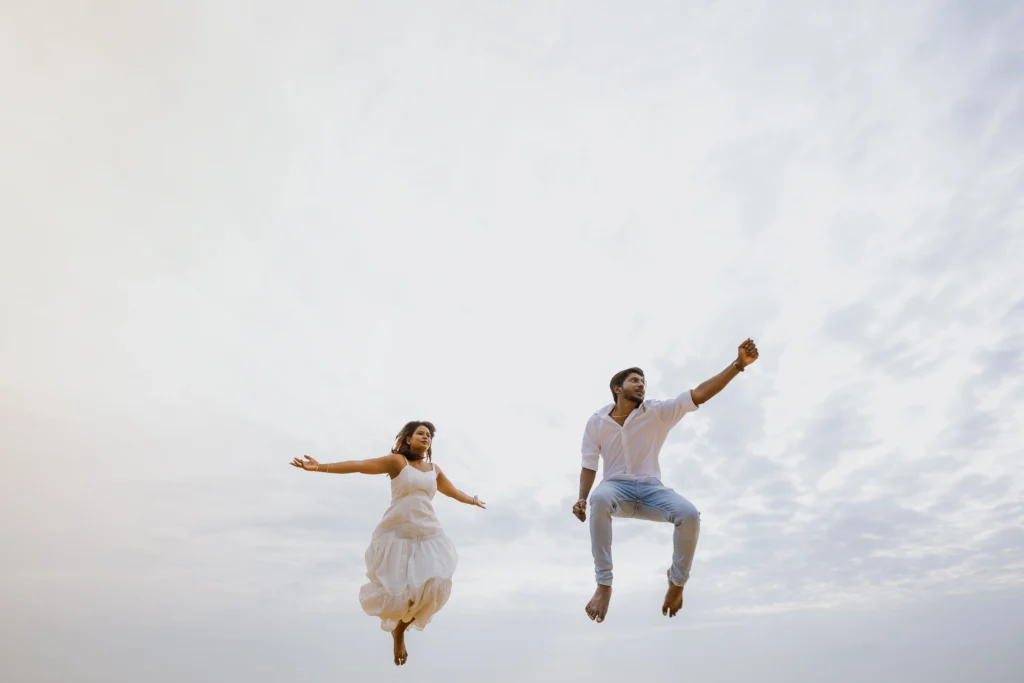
[{"x1": 738, "y1": 338, "x2": 759, "y2": 368}]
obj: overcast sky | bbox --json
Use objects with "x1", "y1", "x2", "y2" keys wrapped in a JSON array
[{"x1": 2, "y1": 1, "x2": 1023, "y2": 681}]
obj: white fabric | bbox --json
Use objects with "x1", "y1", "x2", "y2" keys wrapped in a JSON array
[
  {"x1": 358, "y1": 464, "x2": 458, "y2": 632},
  {"x1": 580, "y1": 390, "x2": 700, "y2": 484}
]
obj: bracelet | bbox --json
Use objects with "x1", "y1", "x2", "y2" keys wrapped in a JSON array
[{"x1": 732, "y1": 360, "x2": 745, "y2": 372}]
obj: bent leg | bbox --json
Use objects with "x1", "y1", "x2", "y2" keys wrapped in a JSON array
[{"x1": 634, "y1": 485, "x2": 701, "y2": 587}]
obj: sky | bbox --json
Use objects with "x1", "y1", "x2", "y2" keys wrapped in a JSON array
[{"x1": 1, "y1": 0, "x2": 1023, "y2": 681}]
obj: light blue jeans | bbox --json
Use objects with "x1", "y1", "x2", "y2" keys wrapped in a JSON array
[{"x1": 589, "y1": 479, "x2": 701, "y2": 588}]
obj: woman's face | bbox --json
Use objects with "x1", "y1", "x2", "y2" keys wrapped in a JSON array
[{"x1": 407, "y1": 425, "x2": 432, "y2": 452}]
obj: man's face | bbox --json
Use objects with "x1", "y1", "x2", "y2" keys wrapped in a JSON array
[{"x1": 618, "y1": 373, "x2": 646, "y2": 403}]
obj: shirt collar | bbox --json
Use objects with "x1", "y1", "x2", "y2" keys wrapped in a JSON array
[{"x1": 600, "y1": 401, "x2": 647, "y2": 420}]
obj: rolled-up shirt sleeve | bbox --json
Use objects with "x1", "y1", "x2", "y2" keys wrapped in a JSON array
[
  {"x1": 580, "y1": 415, "x2": 601, "y2": 471},
  {"x1": 653, "y1": 389, "x2": 700, "y2": 423}
]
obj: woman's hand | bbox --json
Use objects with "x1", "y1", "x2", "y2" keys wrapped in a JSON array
[
  {"x1": 470, "y1": 495, "x2": 486, "y2": 509},
  {"x1": 290, "y1": 454, "x2": 320, "y2": 471}
]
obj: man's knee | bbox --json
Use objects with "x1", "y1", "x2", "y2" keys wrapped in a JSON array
[
  {"x1": 589, "y1": 487, "x2": 618, "y2": 514},
  {"x1": 671, "y1": 503, "x2": 700, "y2": 527}
]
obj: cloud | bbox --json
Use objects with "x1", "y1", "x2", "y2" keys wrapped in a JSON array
[{"x1": 2, "y1": 0, "x2": 1024, "y2": 681}]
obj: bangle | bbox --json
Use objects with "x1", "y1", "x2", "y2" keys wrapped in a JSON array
[{"x1": 732, "y1": 360, "x2": 745, "y2": 372}]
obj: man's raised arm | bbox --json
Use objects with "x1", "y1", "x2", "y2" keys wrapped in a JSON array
[{"x1": 691, "y1": 338, "x2": 759, "y2": 405}]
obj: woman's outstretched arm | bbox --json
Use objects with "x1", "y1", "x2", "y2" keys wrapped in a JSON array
[
  {"x1": 291, "y1": 453, "x2": 402, "y2": 477},
  {"x1": 436, "y1": 466, "x2": 486, "y2": 508}
]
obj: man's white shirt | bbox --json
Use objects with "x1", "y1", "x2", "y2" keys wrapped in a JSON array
[{"x1": 581, "y1": 390, "x2": 699, "y2": 484}]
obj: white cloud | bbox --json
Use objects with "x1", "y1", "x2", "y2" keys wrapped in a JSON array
[{"x1": 2, "y1": 0, "x2": 1023, "y2": 681}]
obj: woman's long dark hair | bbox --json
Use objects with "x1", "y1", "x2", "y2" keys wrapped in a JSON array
[{"x1": 391, "y1": 420, "x2": 435, "y2": 462}]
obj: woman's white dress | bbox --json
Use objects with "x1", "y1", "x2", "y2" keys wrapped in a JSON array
[{"x1": 358, "y1": 464, "x2": 458, "y2": 632}]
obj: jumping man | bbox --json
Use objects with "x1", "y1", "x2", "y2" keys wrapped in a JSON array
[{"x1": 573, "y1": 338, "x2": 759, "y2": 622}]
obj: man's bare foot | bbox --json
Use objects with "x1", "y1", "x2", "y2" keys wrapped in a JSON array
[
  {"x1": 392, "y1": 620, "x2": 411, "y2": 666},
  {"x1": 585, "y1": 584, "x2": 612, "y2": 623},
  {"x1": 662, "y1": 571, "x2": 684, "y2": 618}
]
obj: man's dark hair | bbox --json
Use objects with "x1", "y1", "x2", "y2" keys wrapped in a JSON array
[{"x1": 609, "y1": 367, "x2": 645, "y2": 402}]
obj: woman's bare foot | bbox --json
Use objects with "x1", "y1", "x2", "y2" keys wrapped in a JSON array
[
  {"x1": 585, "y1": 584, "x2": 612, "y2": 623},
  {"x1": 392, "y1": 620, "x2": 412, "y2": 665},
  {"x1": 662, "y1": 571, "x2": 684, "y2": 617}
]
